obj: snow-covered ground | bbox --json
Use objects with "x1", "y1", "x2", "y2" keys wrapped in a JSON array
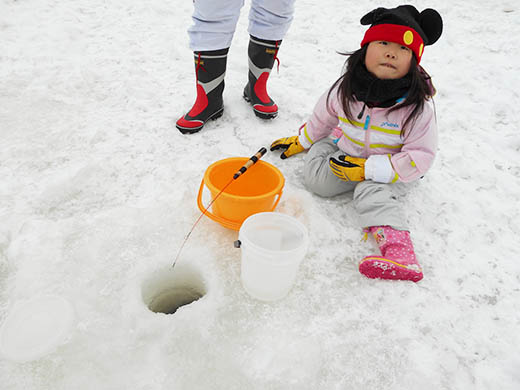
[{"x1": 1, "y1": 0, "x2": 519, "y2": 389}]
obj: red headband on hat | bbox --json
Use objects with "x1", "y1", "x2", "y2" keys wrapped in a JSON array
[{"x1": 361, "y1": 24, "x2": 425, "y2": 63}]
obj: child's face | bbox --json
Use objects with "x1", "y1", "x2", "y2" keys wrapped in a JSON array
[{"x1": 365, "y1": 41, "x2": 413, "y2": 79}]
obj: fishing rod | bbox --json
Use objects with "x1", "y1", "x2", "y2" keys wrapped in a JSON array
[{"x1": 172, "y1": 147, "x2": 268, "y2": 268}]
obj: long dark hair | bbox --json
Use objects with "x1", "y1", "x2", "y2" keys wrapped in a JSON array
[{"x1": 326, "y1": 46, "x2": 435, "y2": 134}]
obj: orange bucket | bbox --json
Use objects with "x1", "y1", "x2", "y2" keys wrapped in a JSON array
[{"x1": 197, "y1": 157, "x2": 284, "y2": 230}]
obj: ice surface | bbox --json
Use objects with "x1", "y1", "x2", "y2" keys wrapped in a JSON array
[
  {"x1": 0, "y1": 295, "x2": 74, "y2": 362},
  {"x1": 0, "y1": 0, "x2": 519, "y2": 389}
]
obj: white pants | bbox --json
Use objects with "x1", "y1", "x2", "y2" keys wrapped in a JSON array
[{"x1": 188, "y1": 0, "x2": 295, "y2": 51}]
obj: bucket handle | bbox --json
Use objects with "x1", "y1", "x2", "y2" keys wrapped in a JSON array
[
  {"x1": 197, "y1": 178, "x2": 242, "y2": 230},
  {"x1": 197, "y1": 178, "x2": 283, "y2": 231}
]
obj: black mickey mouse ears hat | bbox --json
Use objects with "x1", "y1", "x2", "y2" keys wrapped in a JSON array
[{"x1": 360, "y1": 5, "x2": 443, "y2": 64}]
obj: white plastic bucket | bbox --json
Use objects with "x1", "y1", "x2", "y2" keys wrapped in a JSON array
[{"x1": 237, "y1": 212, "x2": 308, "y2": 301}]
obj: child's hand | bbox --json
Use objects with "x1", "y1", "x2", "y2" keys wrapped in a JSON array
[
  {"x1": 329, "y1": 155, "x2": 366, "y2": 181},
  {"x1": 270, "y1": 136, "x2": 305, "y2": 159}
]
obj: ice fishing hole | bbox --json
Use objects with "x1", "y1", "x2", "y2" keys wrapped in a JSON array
[{"x1": 142, "y1": 265, "x2": 206, "y2": 315}]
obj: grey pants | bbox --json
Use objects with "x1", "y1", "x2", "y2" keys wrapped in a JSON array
[{"x1": 303, "y1": 138, "x2": 408, "y2": 230}]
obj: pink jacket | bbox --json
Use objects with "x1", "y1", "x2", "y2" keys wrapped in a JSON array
[{"x1": 298, "y1": 87, "x2": 437, "y2": 183}]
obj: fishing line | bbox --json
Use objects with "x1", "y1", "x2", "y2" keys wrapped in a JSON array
[{"x1": 172, "y1": 147, "x2": 267, "y2": 268}]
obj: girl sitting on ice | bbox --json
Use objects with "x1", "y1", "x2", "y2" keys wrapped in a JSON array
[{"x1": 270, "y1": 5, "x2": 443, "y2": 282}]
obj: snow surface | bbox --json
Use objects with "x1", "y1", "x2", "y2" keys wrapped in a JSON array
[{"x1": 1, "y1": 0, "x2": 519, "y2": 389}]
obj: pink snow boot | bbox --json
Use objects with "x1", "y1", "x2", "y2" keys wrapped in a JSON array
[{"x1": 359, "y1": 226, "x2": 423, "y2": 282}]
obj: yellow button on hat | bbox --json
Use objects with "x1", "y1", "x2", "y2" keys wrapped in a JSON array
[{"x1": 403, "y1": 30, "x2": 414, "y2": 45}]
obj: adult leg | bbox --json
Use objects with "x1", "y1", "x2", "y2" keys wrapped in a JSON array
[
  {"x1": 248, "y1": 0, "x2": 295, "y2": 41},
  {"x1": 177, "y1": 0, "x2": 244, "y2": 133},
  {"x1": 188, "y1": 0, "x2": 245, "y2": 51},
  {"x1": 243, "y1": 0, "x2": 295, "y2": 119}
]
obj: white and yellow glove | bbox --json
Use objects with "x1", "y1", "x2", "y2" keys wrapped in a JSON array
[
  {"x1": 329, "y1": 155, "x2": 366, "y2": 182},
  {"x1": 270, "y1": 136, "x2": 305, "y2": 159},
  {"x1": 330, "y1": 154, "x2": 399, "y2": 183}
]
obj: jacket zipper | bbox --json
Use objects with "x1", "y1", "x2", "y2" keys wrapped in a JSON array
[{"x1": 363, "y1": 110, "x2": 371, "y2": 157}]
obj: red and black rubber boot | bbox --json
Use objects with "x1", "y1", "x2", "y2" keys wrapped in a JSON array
[
  {"x1": 176, "y1": 48, "x2": 229, "y2": 134},
  {"x1": 243, "y1": 35, "x2": 282, "y2": 119}
]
